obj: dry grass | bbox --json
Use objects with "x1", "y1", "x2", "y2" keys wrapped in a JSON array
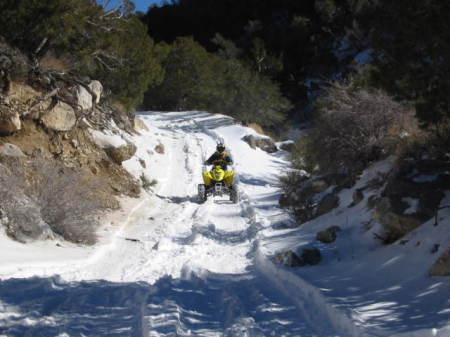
[
  {"x1": 39, "y1": 55, "x2": 73, "y2": 72},
  {"x1": 248, "y1": 123, "x2": 265, "y2": 135}
]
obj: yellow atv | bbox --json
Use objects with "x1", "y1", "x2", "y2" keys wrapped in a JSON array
[{"x1": 198, "y1": 165, "x2": 239, "y2": 203}]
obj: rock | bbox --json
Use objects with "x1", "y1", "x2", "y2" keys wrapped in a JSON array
[
  {"x1": 88, "y1": 80, "x2": 103, "y2": 104},
  {"x1": 279, "y1": 141, "x2": 295, "y2": 152},
  {"x1": 349, "y1": 188, "x2": 364, "y2": 207},
  {"x1": 76, "y1": 85, "x2": 93, "y2": 110},
  {"x1": 242, "y1": 135, "x2": 278, "y2": 153},
  {"x1": 300, "y1": 248, "x2": 322, "y2": 265},
  {"x1": 134, "y1": 117, "x2": 149, "y2": 132},
  {"x1": 316, "y1": 226, "x2": 341, "y2": 243},
  {"x1": 373, "y1": 197, "x2": 423, "y2": 243},
  {"x1": 273, "y1": 251, "x2": 304, "y2": 267},
  {"x1": 316, "y1": 193, "x2": 339, "y2": 216},
  {"x1": 154, "y1": 143, "x2": 165, "y2": 154},
  {"x1": 309, "y1": 179, "x2": 330, "y2": 193},
  {"x1": 273, "y1": 248, "x2": 322, "y2": 267},
  {"x1": 0, "y1": 143, "x2": 26, "y2": 158},
  {"x1": 0, "y1": 107, "x2": 21, "y2": 134},
  {"x1": 41, "y1": 101, "x2": 76, "y2": 131},
  {"x1": 430, "y1": 248, "x2": 450, "y2": 276},
  {"x1": 105, "y1": 143, "x2": 137, "y2": 164}
]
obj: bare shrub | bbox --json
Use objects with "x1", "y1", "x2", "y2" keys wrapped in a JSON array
[
  {"x1": 300, "y1": 81, "x2": 414, "y2": 173},
  {"x1": 27, "y1": 159, "x2": 104, "y2": 244},
  {"x1": 279, "y1": 170, "x2": 315, "y2": 222}
]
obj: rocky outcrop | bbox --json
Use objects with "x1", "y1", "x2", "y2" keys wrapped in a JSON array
[
  {"x1": 316, "y1": 226, "x2": 341, "y2": 243},
  {"x1": 430, "y1": 248, "x2": 450, "y2": 276},
  {"x1": 242, "y1": 135, "x2": 278, "y2": 153},
  {"x1": 106, "y1": 143, "x2": 137, "y2": 164},
  {"x1": 41, "y1": 101, "x2": 76, "y2": 131},
  {"x1": 0, "y1": 143, "x2": 26, "y2": 158}
]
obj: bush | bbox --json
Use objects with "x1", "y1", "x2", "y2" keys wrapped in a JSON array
[
  {"x1": 28, "y1": 159, "x2": 104, "y2": 244},
  {"x1": 0, "y1": 159, "x2": 104, "y2": 244},
  {"x1": 293, "y1": 81, "x2": 415, "y2": 174}
]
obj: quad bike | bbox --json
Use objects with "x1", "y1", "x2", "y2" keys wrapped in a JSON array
[{"x1": 198, "y1": 165, "x2": 239, "y2": 203}]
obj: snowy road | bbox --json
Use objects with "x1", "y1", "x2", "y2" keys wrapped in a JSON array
[
  {"x1": 0, "y1": 112, "x2": 335, "y2": 336},
  {"x1": 2, "y1": 111, "x2": 449, "y2": 337}
]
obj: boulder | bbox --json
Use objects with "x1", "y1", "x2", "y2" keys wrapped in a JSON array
[
  {"x1": 41, "y1": 101, "x2": 76, "y2": 131},
  {"x1": 76, "y1": 85, "x2": 93, "y2": 110},
  {"x1": 0, "y1": 107, "x2": 21, "y2": 134},
  {"x1": 430, "y1": 248, "x2": 450, "y2": 276},
  {"x1": 373, "y1": 197, "x2": 423, "y2": 243},
  {"x1": 300, "y1": 248, "x2": 322, "y2": 265},
  {"x1": 88, "y1": 80, "x2": 103, "y2": 104},
  {"x1": 316, "y1": 193, "x2": 339, "y2": 216},
  {"x1": 316, "y1": 226, "x2": 341, "y2": 243},
  {"x1": 0, "y1": 143, "x2": 26, "y2": 158},
  {"x1": 273, "y1": 247, "x2": 322, "y2": 267},
  {"x1": 154, "y1": 143, "x2": 165, "y2": 154},
  {"x1": 134, "y1": 117, "x2": 149, "y2": 132},
  {"x1": 242, "y1": 135, "x2": 278, "y2": 153},
  {"x1": 106, "y1": 143, "x2": 137, "y2": 164},
  {"x1": 273, "y1": 251, "x2": 304, "y2": 267}
]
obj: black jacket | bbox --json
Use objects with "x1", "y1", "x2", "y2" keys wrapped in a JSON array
[{"x1": 205, "y1": 151, "x2": 233, "y2": 168}]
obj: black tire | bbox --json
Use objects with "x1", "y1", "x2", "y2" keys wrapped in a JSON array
[
  {"x1": 198, "y1": 184, "x2": 207, "y2": 203},
  {"x1": 230, "y1": 185, "x2": 239, "y2": 204}
]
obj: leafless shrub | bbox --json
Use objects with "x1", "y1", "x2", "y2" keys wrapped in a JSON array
[
  {"x1": 300, "y1": 81, "x2": 415, "y2": 173},
  {"x1": 279, "y1": 170, "x2": 316, "y2": 223},
  {"x1": 26, "y1": 159, "x2": 104, "y2": 244}
]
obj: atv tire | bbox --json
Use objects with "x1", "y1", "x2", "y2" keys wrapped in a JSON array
[
  {"x1": 230, "y1": 184, "x2": 239, "y2": 204},
  {"x1": 198, "y1": 184, "x2": 207, "y2": 203}
]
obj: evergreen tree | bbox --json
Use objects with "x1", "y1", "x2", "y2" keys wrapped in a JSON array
[{"x1": 365, "y1": 0, "x2": 450, "y2": 127}]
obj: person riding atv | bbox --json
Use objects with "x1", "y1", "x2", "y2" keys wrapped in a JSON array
[
  {"x1": 198, "y1": 143, "x2": 238, "y2": 203},
  {"x1": 204, "y1": 143, "x2": 233, "y2": 169}
]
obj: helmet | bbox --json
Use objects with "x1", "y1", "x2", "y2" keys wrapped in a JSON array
[{"x1": 216, "y1": 143, "x2": 225, "y2": 153}]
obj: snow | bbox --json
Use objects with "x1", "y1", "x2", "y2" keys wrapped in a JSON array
[
  {"x1": 89, "y1": 128, "x2": 127, "y2": 149},
  {"x1": 0, "y1": 111, "x2": 449, "y2": 337}
]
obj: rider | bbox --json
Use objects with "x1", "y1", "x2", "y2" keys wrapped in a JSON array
[{"x1": 204, "y1": 143, "x2": 233, "y2": 170}]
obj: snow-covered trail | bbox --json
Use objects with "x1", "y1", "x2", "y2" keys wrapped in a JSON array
[{"x1": 0, "y1": 111, "x2": 340, "y2": 336}]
